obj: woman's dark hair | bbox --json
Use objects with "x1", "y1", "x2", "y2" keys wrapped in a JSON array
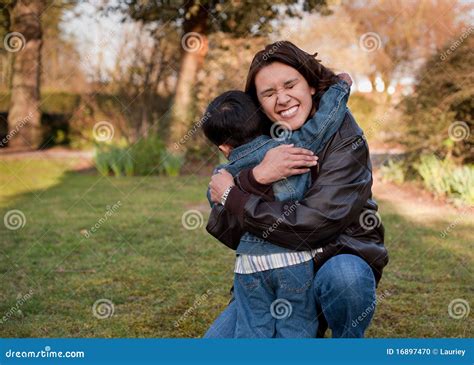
[{"x1": 245, "y1": 41, "x2": 339, "y2": 107}]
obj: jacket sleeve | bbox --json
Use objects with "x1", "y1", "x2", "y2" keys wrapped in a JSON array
[
  {"x1": 206, "y1": 204, "x2": 245, "y2": 250},
  {"x1": 225, "y1": 114, "x2": 373, "y2": 251},
  {"x1": 236, "y1": 168, "x2": 275, "y2": 200},
  {"x1": 205, "y1": 168, "x2": 275, "y2": 249}
]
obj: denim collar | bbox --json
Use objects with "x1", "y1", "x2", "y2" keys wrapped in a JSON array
[{"x1": 228, "y1": 135, "x2": 272, "y2": 163}]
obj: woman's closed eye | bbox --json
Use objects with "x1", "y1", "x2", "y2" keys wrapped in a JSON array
[{"x1": 262, "y1": 91, "x2": 274, "y2": 98}]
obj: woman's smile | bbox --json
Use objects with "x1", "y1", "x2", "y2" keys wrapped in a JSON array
[{"x1": 278, "y1": 105, "x2": 300, "y2": 119}]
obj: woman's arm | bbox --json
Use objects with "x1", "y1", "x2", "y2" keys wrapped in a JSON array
[
  {"x1": 210, "y1": 112, "x2": 373, "y2": 250},
  {"x1": 206, "y1": 166, "x2": 278, "y2": 249}
]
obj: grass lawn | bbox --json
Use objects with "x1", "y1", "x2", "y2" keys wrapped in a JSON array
[{"x1": 0, "y1": 158, "x2": 472, "y2": 338}]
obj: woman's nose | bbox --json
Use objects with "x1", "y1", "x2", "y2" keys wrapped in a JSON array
[{"x1": 276, "y1": 92, "x2": 291, "y2": 105}]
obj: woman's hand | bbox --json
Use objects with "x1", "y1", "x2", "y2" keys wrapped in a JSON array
[
  {"x1": 252, "y1": 144, "x2": 318, "y2": 185},
  {"x1": 209, "y1": 169, "x2": 235, "y2": 204}
]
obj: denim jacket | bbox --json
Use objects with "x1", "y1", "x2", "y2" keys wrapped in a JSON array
[{"x1": 207, "y1": 79, "x2": 350, "y2": 255}]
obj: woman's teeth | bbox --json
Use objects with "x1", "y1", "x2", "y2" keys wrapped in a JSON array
[{"x1": 280, "y1": 105, "x2": 298, "y2": 118}]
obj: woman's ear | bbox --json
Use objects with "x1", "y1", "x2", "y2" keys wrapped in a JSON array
[{"x1": 310, "y1": 87, "x2": 316, "y2": 95}]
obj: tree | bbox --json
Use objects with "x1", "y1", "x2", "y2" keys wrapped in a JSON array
[
  {"x1": 117, "y1": 0, "x2": 329, "y2": 151},
  {"x1": 40, "y1": 0, "x2": 84, "y2": 92},
  {"x1": 108, "y1": 22, "x2": 180, "y2": 142},
  {"x1": 401, "y1": 35, "x2": 473, "y2": 163},
  {"x1": 3, "y1": 0, "x2": 45, "y2": 148},
  {"x1": 343, "y1": 0, "x2": 473, "y2": 90},
  {"x1": 278, "y1": 6, "x2": 372, "y2": 79}
]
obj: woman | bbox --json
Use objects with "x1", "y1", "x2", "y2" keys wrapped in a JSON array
[{"x1": 205, "y1": 41, "x2": 388, "y2": 338}]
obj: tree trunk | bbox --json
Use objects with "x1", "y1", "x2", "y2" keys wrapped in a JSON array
[
  {"x1": 7, "y1": 0, "x2": 45, "y2": 149},
  {"x1": 168, "y1": 7, "x2": 208, "y2": 152}
]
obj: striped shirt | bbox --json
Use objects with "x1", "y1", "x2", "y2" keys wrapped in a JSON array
[{"x1": 234, "y1": 248, "x2": 323, "y2": 274}]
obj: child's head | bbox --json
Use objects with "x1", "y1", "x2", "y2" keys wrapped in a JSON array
[{"x1": 202, "y1": 90, "x2": 265, "y2": 158}]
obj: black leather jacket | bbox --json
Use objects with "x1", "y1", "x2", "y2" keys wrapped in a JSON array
[{"x1": 206, "y1": 111, "x2": 389, "y2": 284}]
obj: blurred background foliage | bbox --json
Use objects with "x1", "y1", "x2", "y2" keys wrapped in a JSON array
[{"x1": 0, "y1": 0, "x2": 472, "y2": 203}]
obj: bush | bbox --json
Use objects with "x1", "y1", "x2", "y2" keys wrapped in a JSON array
[
  {"x1": 400, "y1": 34, "x2": 473, "y2": 163},
  {"x1": 414, "y1": 155, "x2": 474, "y2": 205},
  {"x1": 0, "y1": 92, "x2": 81, "y2": 114},
  {"x1": 129, "y1": 135, "x2": 167, "y2": 176},
  {"x1": 94, "y1": 143, "x2": 134, "y2": 177},
  {"x1": 414, "y1": 156, "x2": 453, "y2": 196},
  {"x1": 380, "y1": 159, "x2": 406, "y2": 184},
  {"x1": 347, "y1": 93, "x2": 376, "y2": 130},
  {"x1": 94, "y1": 135, "x2": 184, "y2": 177}
]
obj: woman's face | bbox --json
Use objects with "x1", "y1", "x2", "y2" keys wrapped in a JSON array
[{"x1": 255, "y1": 62, "x2": 315, "y2": 130}]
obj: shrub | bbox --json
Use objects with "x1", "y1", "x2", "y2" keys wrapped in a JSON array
[
  {"x1": 129, "y1": 135, "x2": 167, "y2": 176},
  {"x1": 414, "y1": 155, "x2": 453, "y2": 196},
  {"x1": 347, "y1": 93, "x2": 376, "y2": 131},
  {"x1": 94, "y1": 143, "x2": 134, "y2": 177},
  {"x1": 414, "y1": 155, "x2": 474, "y2": 205},
  {"x1": 450, "y1": 165, "x2": 474, "y2": 205},
  {"x1": 93, "y1": 135, "x2": 184, "y2": 177},
  {"x1": 162, "y1": 153, "x2": 184, "y2": 177},
  {"x1": 380, "y1": 159, "x2": 406, "y2": 184}
]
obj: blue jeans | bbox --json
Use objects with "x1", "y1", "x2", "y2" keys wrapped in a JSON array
[
  {"x1": 204, "y1": 254, "x2": 376, "y2": 338},
  {"x1": 234, "y1": 260, "x2": 316, "y2": 338}
]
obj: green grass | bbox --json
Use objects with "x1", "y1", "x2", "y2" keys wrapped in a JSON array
[{"x1": 0, "y1": 159, "x2": 472, "y2": 338}]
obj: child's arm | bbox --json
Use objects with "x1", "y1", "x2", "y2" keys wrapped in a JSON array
[{"x1": 291, "y1": 75, "x2": 351, "y2": 154}]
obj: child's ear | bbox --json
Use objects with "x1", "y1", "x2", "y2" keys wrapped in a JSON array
[
  {"x1": 218, "y1": 144, "x2": 233, "y2": 158},
  {"x1": 310, "y1": 87, "x2": 316, "y2": 95}
]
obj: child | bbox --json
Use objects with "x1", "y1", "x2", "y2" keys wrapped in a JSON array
[{"x1": 203, "y1": 75, "x2": 351, "y2": 338}]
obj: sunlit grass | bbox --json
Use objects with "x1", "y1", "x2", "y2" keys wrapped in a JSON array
[{"x1": 0, "y1": 159, "x2": 472, "y2": 337}]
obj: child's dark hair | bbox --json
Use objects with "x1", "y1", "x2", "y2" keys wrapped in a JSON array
[{"x1": 202, "y1": 90, "x2": 268, "y2": 148}]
